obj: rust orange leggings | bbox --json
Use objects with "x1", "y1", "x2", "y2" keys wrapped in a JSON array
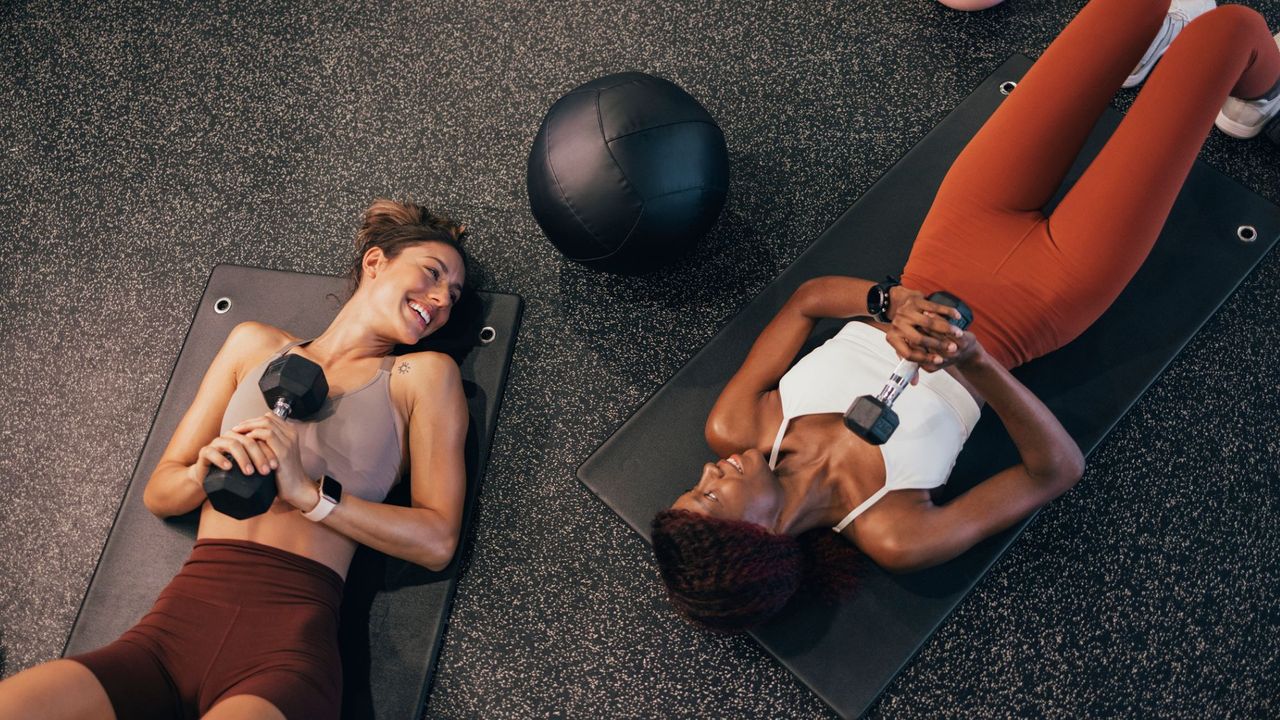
[{"x1": 901, "y1": 0, "x2": 1280, "y2": 370}]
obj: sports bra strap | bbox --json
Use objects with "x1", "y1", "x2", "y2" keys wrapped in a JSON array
[
  {"x1": 274, "y1": 338, "x2": 309, "y2": 358},
  {"x1": 767, "y1": 418, "x2": 790, "y2": 470},
  {"x1": 274, "y1": 339, "x2": 396, "y2": 376},
  {"x1": 832, "y1": 485, "x2": 891, "y2": 533}
]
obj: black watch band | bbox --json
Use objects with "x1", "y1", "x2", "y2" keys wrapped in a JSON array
[{"x1": 867, "y1": 276, "x2": 900, "y2": 323}]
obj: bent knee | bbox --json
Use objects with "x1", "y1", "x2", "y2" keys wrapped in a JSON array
[{"x1": 1183, "y1": 4, "x2": 1269, "y2": 40}]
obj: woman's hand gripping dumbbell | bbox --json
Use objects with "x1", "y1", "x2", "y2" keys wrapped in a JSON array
[
  {"x1": 844, "y1": 291, "x2": 973, "y2": 444},
  {"x1": 200, "y1": 354, "x2": 328, "y2": 519}
]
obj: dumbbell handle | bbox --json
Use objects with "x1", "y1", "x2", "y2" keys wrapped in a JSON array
[
  {"x1": 875, "y1": 358, "x2": 918, "y2": 406},
  {"x1": 271, "y1": 396, "x2": 292, "y2": 418},
  {"x1": 869, "y1": 291, "x2": 972, "y2": 411}
]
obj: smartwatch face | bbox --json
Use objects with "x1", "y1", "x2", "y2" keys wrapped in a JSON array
[
  {"x1": 868, "y1": 285, "x2": 887, "y2": 315},
  {"x1": 321, "y1": 475, "x2": 343, "y2": 504}
]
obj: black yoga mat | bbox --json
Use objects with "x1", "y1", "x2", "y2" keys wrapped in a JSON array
[
  {"x1": 1265, "y1": 115, "x2": 1280, "y2": 146},
  {"x1": 578, "y1": 55, "x2": 1280, "y2": 719},
  {"x1": 63, "y1": 264, "x2": 522, "y2": 720}
]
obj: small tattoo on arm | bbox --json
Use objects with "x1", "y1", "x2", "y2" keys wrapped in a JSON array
[{"x1": 398, "y1": 362, "x2": 411, "y2": 375}]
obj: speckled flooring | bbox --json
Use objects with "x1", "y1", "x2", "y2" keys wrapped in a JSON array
[{"x1": 2, "y1": 0, "x2": 1278, "y2": 717}]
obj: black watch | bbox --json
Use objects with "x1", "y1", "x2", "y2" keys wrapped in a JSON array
[{"x1": 867, "y1": 276, "x2": 900, "y2": 323}]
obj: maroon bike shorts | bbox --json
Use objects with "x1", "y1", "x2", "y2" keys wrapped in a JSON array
[{"x1": 69, "y1": 539, "x2": 344, "y2": 720}]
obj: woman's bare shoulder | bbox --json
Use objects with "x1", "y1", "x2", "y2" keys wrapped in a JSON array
[
  {"x1": 222, "y1": 321, "x2": 297, "y2": 377},
  {"x1": 706, "y1": 388, "x2": 782, "y2": 456},
  {"x1": 842, "y1": 489, "x2": 936, "y2": 571},
  {"x1": 390, "y1": 350, "x2": 458, "y2": 379},
  {"x1": 388, "y1": 350, "x2": 462, "y2": 408}
]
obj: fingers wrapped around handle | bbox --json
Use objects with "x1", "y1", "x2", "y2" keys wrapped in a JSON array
[
  {"x1": 232, "y1": 414, "x2": 310, "y2": 504},
  {"x1": 199, "y1": 432, "x2": 278, "y2": 476}
]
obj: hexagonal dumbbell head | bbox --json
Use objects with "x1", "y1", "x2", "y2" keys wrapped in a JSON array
[
  {"x1": 260, "y1": 354, "x2": 328, "y2": 419},
  {"x1": 203, "y1": 354, "x2": 329, "y2": 520},
  {"x1": 844, "y1": 395, "x2": 900, "y2": 446},
  {"x1": 204, "y1": 465, "x2": 277, "y2": 519},
  {"x1": 928, "y1": 291, "x2": 973, "y2": 331}
]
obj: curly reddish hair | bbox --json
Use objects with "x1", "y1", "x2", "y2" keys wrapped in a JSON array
[{"x1": 651, "y1": 509, "x2": 862, "y2": 633}]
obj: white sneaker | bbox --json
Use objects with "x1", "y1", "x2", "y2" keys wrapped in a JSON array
[
  {"x1": 1122, "y1": 0, "x2": 1218, "y2": 89},
  {"x1": 1215, "y1": 32, "x2": 1280, "y2": 139}
]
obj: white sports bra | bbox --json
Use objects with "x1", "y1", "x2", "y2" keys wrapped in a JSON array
[{"x1": 769, "y1": 321, "x2": 982, "y2": 532}]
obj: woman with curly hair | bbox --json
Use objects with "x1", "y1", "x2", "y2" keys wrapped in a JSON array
[
  {"x1": 0, "y1": 199, "x2": 474, "y2": 719},
  {"x1": 654, "y1": 0, "x2": 1280, "y2": 633}
]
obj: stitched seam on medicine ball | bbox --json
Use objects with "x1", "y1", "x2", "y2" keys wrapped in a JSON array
[
  {"x1": 561, "y1": 88, "x2": 643, "y2": 263},
  {"x1": 543, "y1": 93, "x2": 613, "y2": 256},
  {"x1": 574, "y1": 202, "x2": 647, "y2": 263},
  {"x1": 591, "y1": 201, "x2": 645, "y2": 263},
  {"x1": 642, "y1": 185, "x2": 727, "y2": 202},
  {"x1": 604, "y1": 118, "x2": 723, "y2": 144},
  {"x1": 592, "y1": 74, "x2": 647, "y2": 94},
  {"x1": 595, "y1": 90, "x2": 641, "y2": 215},
  {"x1": 580, "y1": 186, "x2": 718, "y2": 263}
]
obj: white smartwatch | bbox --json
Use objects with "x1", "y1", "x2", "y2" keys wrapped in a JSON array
[{"x1": 302, "y1": 475, "x2": 342, "y2": 522}]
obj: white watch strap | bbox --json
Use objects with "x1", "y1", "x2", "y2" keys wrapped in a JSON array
[{"x1": 302, "y1": 486, "x2": 337, "y2": 522}]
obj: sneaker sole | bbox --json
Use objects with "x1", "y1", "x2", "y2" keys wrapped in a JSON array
[
  {"x1": 1214, "y1": 33, "x2": 1280, "y2": 139},
  {"x1": 1215, "y1": 110, "x2": 1266, "y2": 139},
  {"x1": 1216, "y1": 91, "x2": 1280, "y2": 139}
]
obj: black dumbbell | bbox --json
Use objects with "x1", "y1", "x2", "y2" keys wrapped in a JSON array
[
  {"x1": 203, "y1": 353, "x2": 328, "y2": 519},
  {"x1": 844, "y1": 292, "x2": 973, "y2": 445}
]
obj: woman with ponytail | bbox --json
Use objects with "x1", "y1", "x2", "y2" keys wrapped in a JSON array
[{"x1": 0, "y1": 199, "x2": 475, "y2": 720}]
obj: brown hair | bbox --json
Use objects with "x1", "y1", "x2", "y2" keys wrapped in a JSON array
[
  {"x1": 651, "y1": 509, "x2": 862, "y2": 633},
  {"x1": 349, "y1": 199, "x2": 470, "y2": 290}
]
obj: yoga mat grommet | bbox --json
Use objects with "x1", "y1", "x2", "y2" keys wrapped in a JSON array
[
  {"x1": 214, "y1": 297, "x2": 232, "y2": 314},
  {"x1": 1237, "y1": 225, "x2": 1257, "y2": 243},
  {"x1": 999, "y1": 80, "x2": 1017, "y2": 95},
  {"x1": 479, "y1": 326, "x2": 497, "y2": 344}
]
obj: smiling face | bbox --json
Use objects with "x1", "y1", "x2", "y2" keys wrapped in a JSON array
[
  {"x1": 362, "y1": 240, "x2": 466, "y2": 345},
  {"x1": 670, "y1": 448, "x2": 781, "y2": 528}
]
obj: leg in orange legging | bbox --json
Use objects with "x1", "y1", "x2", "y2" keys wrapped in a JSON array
[
  {"x1": 902, "y1": 0, "x2": 1280, "y2": 368},
  {"x1": 903, "y1": 0, "x2": 1176, "y2": 368},
  {"x1": 1044, "y1": 4, "x2": 1280, "y2": 344},
  {"x1": 929, "y1": 0, "x2": 1173, "y2": 217}
]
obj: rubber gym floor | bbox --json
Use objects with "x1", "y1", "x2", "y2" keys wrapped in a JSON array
[{"x1": 2, "y1": 0, "x2": 1278, "y2": 717}]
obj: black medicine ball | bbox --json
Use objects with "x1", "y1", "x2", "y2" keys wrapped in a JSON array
[{"x1": 527, "y1": 72, "x2": 730, "y2": 274}]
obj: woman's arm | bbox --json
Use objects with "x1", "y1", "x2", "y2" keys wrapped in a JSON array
[
  {"x1": 144, "y1": 322, "x2": 282, "y2": 518},
  {"x1": 958, "y1": 349, "x2": 1085, "y2": 479},
  {"x1": 867, "y1": 346, "x2": 1085, "y2": 572},
  {"x1": 706, "y1": 276, "x2": 876, "y2": 452},
  {"x1": 257, "y1": 351, "x2": 468, "y2": 571}
]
